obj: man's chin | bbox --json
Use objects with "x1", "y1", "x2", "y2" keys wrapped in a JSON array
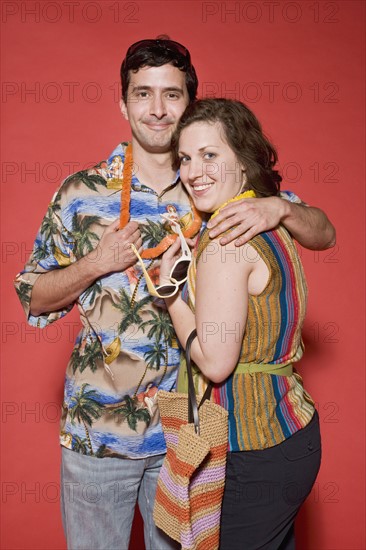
[{"x1": 141, "y1": 137, "x2": 173, "y2": 154}]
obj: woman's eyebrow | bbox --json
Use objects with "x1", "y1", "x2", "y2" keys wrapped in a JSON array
[
  {"x1": 178, "y1": 145, "x2": 220, "y2": 154},
  {"x1": 199, "y1": 145, "x2": 219, "y2": 150}
]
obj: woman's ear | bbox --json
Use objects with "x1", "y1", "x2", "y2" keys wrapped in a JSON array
[{"x1": 240, "y1": 168, "x2": 248, "y2": 191}]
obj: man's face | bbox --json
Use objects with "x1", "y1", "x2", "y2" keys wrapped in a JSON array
[{"x1": 120, "y1": 64, "x2": 189, "y2": 154}]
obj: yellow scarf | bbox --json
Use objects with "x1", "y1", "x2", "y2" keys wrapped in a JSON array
[{"x1": 209, "y1": 190, "x2": 256, "y2": 221}]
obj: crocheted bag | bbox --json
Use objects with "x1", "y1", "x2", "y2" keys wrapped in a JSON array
[{"x1": 153, "y1": 330, "x2": 228, "y2": 550}]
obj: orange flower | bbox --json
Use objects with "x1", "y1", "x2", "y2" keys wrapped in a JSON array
[
  {"x1": 119, "y1": 143, "x2": 202, "y2": 259},
  {"x1": 119, "y1": 143, "x2": 133, "y2": 229}
]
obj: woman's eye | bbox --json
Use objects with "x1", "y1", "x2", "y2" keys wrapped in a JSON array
[
  {"x1": 179, "y1": 156, "x2": 190, "y2": 164},
  {"x1": 203, "y1": 152, "x2": 216, "y2": 160}
]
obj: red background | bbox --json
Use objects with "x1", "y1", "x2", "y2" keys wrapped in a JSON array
[{"x1": 1, "y1": 1, "x2": 365, "y2": 548}]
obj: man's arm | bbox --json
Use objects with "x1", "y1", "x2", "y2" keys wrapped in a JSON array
[
  {"x1": 30, "y1": 220, "x2": 141, "y2": 316},
  {"x1": 206, "y1": 196, "x2": 336, "y2": 250}
]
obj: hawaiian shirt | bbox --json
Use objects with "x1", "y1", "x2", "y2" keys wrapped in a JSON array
[
  {"x1": 14, "y1": 142, "x2": 302, "y2": 459},
  {"x1": 14, "y1": 143, "x2": 195, "y2": 459}
]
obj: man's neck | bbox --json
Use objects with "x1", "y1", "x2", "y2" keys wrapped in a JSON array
[{"x1": 131, "y1": 140, "x2": 177, "y2": 194}]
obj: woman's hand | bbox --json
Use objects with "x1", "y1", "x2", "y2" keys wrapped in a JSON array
[{"x1": 159, "y1": 237, "x2": 182, "y2": 285}]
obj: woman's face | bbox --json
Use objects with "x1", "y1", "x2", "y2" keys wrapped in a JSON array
[{"x1": 178, "y1": 121, "x2": 244, "y2": 213}]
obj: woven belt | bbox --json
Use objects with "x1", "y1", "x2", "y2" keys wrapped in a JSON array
[
  {"x1": 177, "y1": 357, "x2": 293, "y2": 394},
  {"x1": 235, "y1": 362, "x2": 293, "y2": 376}
]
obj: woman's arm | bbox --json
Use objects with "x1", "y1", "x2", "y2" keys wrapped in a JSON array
[{"x1": 163, "y1": 238, "x2": 255, "y2": 383}]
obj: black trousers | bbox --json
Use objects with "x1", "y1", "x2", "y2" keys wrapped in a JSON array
[{"x1": 219, "y1": 412, "x2": 321, "y2": 550}]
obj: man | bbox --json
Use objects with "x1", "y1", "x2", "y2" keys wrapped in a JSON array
[{"x1": 14, "y1": 38, "x2": 335, "y2": 550}]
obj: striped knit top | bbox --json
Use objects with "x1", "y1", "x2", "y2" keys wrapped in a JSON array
[{"x1": 182, "y1": 224, "x2": 316, "y2": 452}]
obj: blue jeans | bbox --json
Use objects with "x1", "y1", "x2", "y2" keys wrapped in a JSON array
[{"x1": 61, "y1": 447, "x2": 179, "y2": 550}]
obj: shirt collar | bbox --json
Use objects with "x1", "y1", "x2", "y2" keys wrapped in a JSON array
[{"x1": 107, "y1": 142, "x2": 180, "y2": 188}]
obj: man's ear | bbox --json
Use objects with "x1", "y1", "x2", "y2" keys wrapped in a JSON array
[{"x1": 120, "y1": 99, "x2": 129, "y2": 121}]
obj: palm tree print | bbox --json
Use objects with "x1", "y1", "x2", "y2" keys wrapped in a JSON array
[
  {"x1": 15, "y1": 282, "x2": 32, "y2": 306},
  {"x1": 80, "y1": 280, "x2": 103, "y2": 307},
  {"x1": 140, "y1": 309, "x2": 175, "y2": 385},
  {"x1": 64, "y1": 171, "x2": 107, "y2": 192},
  {"x1": 39, "y1": 206, "x2": 59, "y2": 241},
  {"x1": 144, "y1": 341, "x2": 165, "y2": 370},
  {"x1": 113, "y1": 288, "x2": 151, "y2": 334},
  {"x1": 69, "y1": 383, "x2": 104, "y2": 455},
  {"x1": 140, "y1": 219, "x2": 167, "y2": 248},
  {"x1": 71, "y1": 214, "x2": 101, "y2": 257},
  {"x1": 141, "y1": 309, "x2": 175, "y2": 346},
  {"x1": 72, "y1": 435, "x2": 88, "y2": 454},
  {"x1": 70, "y1": 337, "x2": 104, "y2": 374},
  {"x1": 33, "y1": 241, "x2": 50, "y2": 262},
  {"x1": 50, "y1": 197, "x2": 61, "y2": 211},
  {"x1": 109, "y1": 395, "x2": 151, "y2": 431}
]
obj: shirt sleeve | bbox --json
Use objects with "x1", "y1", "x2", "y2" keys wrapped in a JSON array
[
  {"x1": 14, "y1": 186, "x2": 76, "y2": 328},
  {"x1": 280, "y1": 190, "x2": 308, "y2": 206}
]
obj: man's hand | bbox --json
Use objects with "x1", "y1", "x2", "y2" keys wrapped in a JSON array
[
  {"x1": 30, "y1": 220, "x2": 142, "y2": 317},
  {"x1": 207, "y1": 196, "x2": 285, "y2": 246},
  {"x1": 206, "y1": 196, "x2": 336, "y2": 250},
  {"x1": 94, "y1": 220, "x2": 142, "y2": 276}
]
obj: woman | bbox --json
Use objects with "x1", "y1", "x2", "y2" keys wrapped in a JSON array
[{"x1": 155, "y1": 98, "x2": 322, "y2": 549}]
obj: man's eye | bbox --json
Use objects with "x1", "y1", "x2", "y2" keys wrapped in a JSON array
[
  {"x1": 167, "y1": 93, "x2": 179, "y2": 99},
  {"x1": 136, "y1": 91, "x2": 149, "y2": 98}
]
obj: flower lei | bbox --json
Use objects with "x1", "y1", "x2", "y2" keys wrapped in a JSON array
[
  {"x1": 119, "y1": 143, "x2": 133, "y2": 229},
  {"x1": 119, "y1": 143, "x2": 202, "y2": 259}
]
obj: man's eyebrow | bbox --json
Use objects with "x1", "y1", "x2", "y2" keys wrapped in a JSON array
[
  {"x1": 163, "y1": 86, "x2": 184, "y2": 93},
  {"x1": 130, "y1": 85, "x2": 184, "y2": 93},
  {"x1": 130, "y1": 85, "x2": 151, "y2": 91}
]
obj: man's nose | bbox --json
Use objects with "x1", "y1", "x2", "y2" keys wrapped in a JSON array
[{"x1": 149, "y1": 94, "x2": 167, "y2": 118}]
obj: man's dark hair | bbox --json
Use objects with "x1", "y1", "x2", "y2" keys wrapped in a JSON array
[
  {"x1": 121, "y1": 36, "x2": 198, "y2": 103},
  {"x1": 171, "y1": 98, "x2": 282, "y2": 198}
]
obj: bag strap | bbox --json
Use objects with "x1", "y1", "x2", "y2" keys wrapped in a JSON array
[{"x1": 185, "y1": 329, "x2": 213, "y2": 435}]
